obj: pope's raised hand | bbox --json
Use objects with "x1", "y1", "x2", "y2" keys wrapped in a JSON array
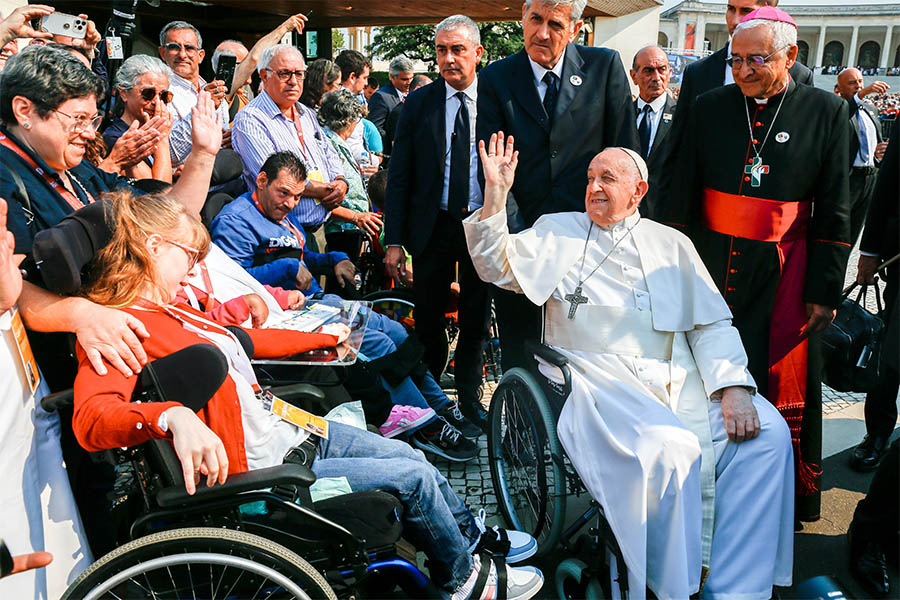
[{"x1": 478, "y1": 132, "x2": 518, "y2": 220}]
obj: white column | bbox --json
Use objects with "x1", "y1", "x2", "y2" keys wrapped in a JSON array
[
  {"x1": 677, "y1": 15, "x2": 687, "y2": 51},
  {"x1": 814, "y1": 24, "x2": 827, "y2": 69},
  {"x1": 880, "y1": 26, "x2": 894, "y2": 69},
  {"x1": 848, "y1": 25, "x2": 859, "y2": 67},
  {"x1": 695, "y1": 15, "x2": 707, "y2": 53}
]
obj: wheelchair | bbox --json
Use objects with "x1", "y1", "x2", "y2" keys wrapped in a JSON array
[
  {"x1": 44, "y1": 343, "x2": 439, "y2": 600},
  {"x1": 488, "y1": 341, "x2": 628, "y2": 599}
]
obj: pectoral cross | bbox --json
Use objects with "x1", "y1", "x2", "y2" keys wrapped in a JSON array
[
  {"x1": 564, "y1": 286, "x2": 588, "y2": 319},
  {"x1": 744, "y1": 156, "x2": 769, "y2": 188}
]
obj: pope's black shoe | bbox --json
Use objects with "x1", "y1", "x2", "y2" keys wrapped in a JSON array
[
  {"x1": 849, "y1": 526, "x2": 890, "y2": 597},
  {"x1": 851, "y1": 435, "x2": 889, "y2": 472}
]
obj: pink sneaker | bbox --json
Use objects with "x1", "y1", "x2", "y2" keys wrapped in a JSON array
[{"x1": 379, "y1": 405, "x2": 436, "y2": 438}]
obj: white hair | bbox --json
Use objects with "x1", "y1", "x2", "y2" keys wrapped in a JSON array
[
  {"x1": 212, "y1": 40, "x2": 247, "y2": 72},
  {"x1": 733, "y1": 18, "x2": 797, "y2": 57},
  {"x1": 258, "y1": 44, "x2": 305, "y2": 73},
  {"x1": 389, "y1": 56, "x2": 414, "y2": 75},
  {"x1": 523, "y1": 0, "x2": 588, "y2": 27},
  {"x1": 435, "y1": 15, "x2": 481, "y2": 47},
  {"x1": 115, "y1": 55, "x2": 172, "y2": 91}
]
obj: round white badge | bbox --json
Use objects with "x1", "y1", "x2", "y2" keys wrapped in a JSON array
[
  {"x1": 569, "y1": 75, "x2": 582, "y2": 86},
  {"x1": 775, "y1": 131, "x2": 790, "y2": 143}
]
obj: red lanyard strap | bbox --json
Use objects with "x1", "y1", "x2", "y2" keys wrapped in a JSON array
[
  {"x1": 0, "y1": 133, "x2": 95, "y2": 210},
  {"x1": 252, "y1": 191, "x2": 306, "y2": 254}
]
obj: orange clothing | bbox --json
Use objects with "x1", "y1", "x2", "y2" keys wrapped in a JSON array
[{"x1": 72, "y1": 302, "x2": 337, "y2": 473}]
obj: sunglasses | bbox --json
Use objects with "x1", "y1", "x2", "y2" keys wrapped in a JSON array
[
  {"x1": 164, "y1": 42, "x2": 200, "y2": 54},
  {"x1": 139, "y1": 87, "x2": 174, "y2": 103}
]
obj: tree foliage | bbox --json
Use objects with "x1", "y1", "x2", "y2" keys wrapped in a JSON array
[
  {"x1": 367, "y1": 22, "x2": 524, "y2": 70},
  {"x1": 332, "y1": 29, "x2": 346, "y2": 51}
]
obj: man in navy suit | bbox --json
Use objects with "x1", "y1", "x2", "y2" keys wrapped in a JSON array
[
  {"x1": 630, "y1": 45, "x2": 677, "y2": 219},
  {"x1": 368, "y1": 57, "x2": 414, "y2": 146},
  {"x1": 476, "y1": 0, "x2": 639, "y2": 371},
  {"x1": 385, "y1": 16, "x2": 493, "y2": 430}
]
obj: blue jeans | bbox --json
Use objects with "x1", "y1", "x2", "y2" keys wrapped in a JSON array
[
  {"x1": 312, "y1": 421, "x2": 480, "y2": 590},
  {"x1": 381, "y1": 368, "x2": 451, "y2": 414}
]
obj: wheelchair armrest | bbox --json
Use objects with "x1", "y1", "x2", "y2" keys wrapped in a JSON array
[
  {"x1": 41, "y1": 389, "x2": 74, "y2": 412},
  {"x1": 526, "y1": 340, "x2": 568, "y2": 368},
  {"x1": 267, "y1": 383, "x2": 327, "y2": 405},
  {"x1": 156, "y1": 463, "x2": 317, "y2": 508}
]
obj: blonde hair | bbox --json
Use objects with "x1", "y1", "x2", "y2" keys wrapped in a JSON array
[{"x1": 83, "y1": 191, "x2": 210, "y2": 307}]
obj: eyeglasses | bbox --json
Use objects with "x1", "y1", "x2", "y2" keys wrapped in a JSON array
[
  {"x1": 726, "y1": 45, "x2": 791, "y2": 70},
  {"x1": 53, "y1": 109, "x2": 102, "y2": 133},
  {"x1": 264, "y1": 68, "x2": 305, "y2": 82},
  {"x1": 162, "y1": 238, "x2": 202, "y2": 268},
  {"x1": 139, "y1": 87, "x2": 174, "y2": 104},
  {"x1": 164, "y1": 42, "x2": 200, "y2": 55}
]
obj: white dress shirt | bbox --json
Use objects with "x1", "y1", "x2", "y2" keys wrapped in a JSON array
[
  {"x1": 636, "y1": 93, "x2": 669, "y2": 152},
  {"x1": 853, "y1": 96, "x2": 878, "y2": 167},
  {"x1": 528, "y1": 48, "x2": 567, "y2": 102},
  {"x1": 168, "y1": 72, "x2": 230, "y2": 165},
  {"x1": 441, "y1": 79, "x2": 482, "y2": 212}
]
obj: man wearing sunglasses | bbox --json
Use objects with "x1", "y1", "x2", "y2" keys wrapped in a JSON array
[
  {"x1": 158, "y1": 20, "x2": 230, "y2": 165},
  {"x1": 662, "y1": 7, "x2": 851, "y2": 529}
]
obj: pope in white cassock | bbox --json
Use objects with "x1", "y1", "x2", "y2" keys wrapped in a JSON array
[{"x1": 463, "y1": 133, "x2": 795, "y2": 599}]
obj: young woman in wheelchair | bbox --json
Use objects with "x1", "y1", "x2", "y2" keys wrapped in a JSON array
[{"x1": 71, "y1": 190, "x2": 544, "y2": 599}]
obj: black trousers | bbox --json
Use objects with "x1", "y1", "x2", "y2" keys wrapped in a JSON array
[
  {"x1": 851, "y1": 438, "x2": 899, "y2": 552},
  {"x1": 849, "y1": 168, "x2": 878, "y2": 244},
  {"x1": 411, "y1": 211, "x2": 491, "y2": 401},
  {"x1": 865, "y1": 272, "x2": 899, "y2": 439},
  {"x1": 491, "y1": 285, "x2": 543, "y2": 373}
]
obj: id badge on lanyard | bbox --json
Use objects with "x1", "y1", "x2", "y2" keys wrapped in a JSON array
[
  {"x1": 3, "y1": 307, "x2": 41, "y2": 394},
  {"x1": 258, "y1": 389, "x2": 329, "y2": 438}
]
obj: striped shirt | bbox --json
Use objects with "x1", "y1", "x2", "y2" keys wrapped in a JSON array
[
  {"x1": 167, "y1": 72, "x2": 230, "y2": 166},
  {"x1": 232, "y1": 90, "x2": 343, "y2": 227}
]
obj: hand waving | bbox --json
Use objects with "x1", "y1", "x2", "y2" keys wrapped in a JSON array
[
  {"x1": 478, "y1": 132, "x2": 518, "y2": 219},
  {"x1": 190, "y1": 90, "x2": 223, "y2": 156}
]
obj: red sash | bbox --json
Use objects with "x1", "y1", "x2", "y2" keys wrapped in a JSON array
[
  {"x1": 702, "y1": 188, "x2": 820, "y2": 494},
  {"x1": 0, "y1": 132, "x2": 95, "y2": 210}
]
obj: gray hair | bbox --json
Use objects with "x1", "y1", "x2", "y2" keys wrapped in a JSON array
[
  {"x1": 0, "y1": 45, "x2": 105, "y2": 124},
  {"x1": 435, "y1": 15, "x2": 481, "y2": 47},
  {"x1": 212, "y1": 40, "x2": 247, "y2": 72},
  {"x1": 389, "y1": 56, "x2": 414, "y2": 76},
  {"x1": 115, "y1": 55, "x2": 172, "y2": 91},
  {"x1": 317, "y1": 89, "x2": 364, "y2": 132},
  {"x1": 159, "y1": 21, "x2": 203, "y2": 49},
  {"x1": 523, "y1": 0, "x2": 588, "y2": 26},
  {"x1": 733, "y1": 18, "x2": 797, "y2": 57},
  {"x1": 258, "y1": 44, "x2": 305, "y2": 73}
]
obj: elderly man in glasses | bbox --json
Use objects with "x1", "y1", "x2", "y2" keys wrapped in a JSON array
[
  {"x1": 158, "y1": 20, "x2": 231, "y2": 164},
  {"x1": 231, "y1": 45, "x2": 349, "y2": 250},
  {"x1": 660, "y1": 6, "x2": 851, "y2": 526}
]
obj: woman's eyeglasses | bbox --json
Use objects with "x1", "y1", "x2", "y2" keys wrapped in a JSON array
[
  {"x1": 53, "y1": 109, "x2": 103, "y2": 133},
  {"x1": 139, "y1": 87, "x2": 174, "y2": 104},
  {"x1": 162, "y1": 238, "x2": 202, "y2": 268}
]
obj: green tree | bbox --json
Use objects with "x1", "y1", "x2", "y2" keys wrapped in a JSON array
[
  {"x1": 332, "y1": 29, "x2": 346, "y2": 50},
  {"x1": 367, "y1": 21, "x2": 524, "y2": 70}
]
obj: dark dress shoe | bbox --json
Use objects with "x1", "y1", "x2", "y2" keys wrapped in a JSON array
[
  {"x1": 850, "y1": 540, "x2": 890, "y2": 597},
  {"x1": 458, "y1": 400, "x2": 489, "y2": 434},
  {"x1": 851, "y1": 435, "x2": 889, "y2": 472}
]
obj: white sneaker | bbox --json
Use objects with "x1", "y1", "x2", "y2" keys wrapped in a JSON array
[
  {"x1": 452, "y1": 554, "x2": 544, "y2": 600},
  {"x1": 470, "y1": 509, "x2": 539, "y2": 564}
]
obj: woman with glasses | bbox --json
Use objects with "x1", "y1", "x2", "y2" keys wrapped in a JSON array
[
  {"x1": 299, "y1": 58, "x2": 342, "y2": 111},
  {"x1": 102, "y1": 54, "x2": 175, "y2": 182}
]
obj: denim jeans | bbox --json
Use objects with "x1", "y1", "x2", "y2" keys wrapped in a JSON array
[
  {"x1": 314, "y1": 295, "x2": 409, "y2": 360},
  {"x1": 312, "y1": 421, "x2": 480, "y2": 590},
  {"x1": 381, "y1": 368, "x2": 451, "y2": 414}
]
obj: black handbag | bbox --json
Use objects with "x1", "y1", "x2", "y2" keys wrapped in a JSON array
[{"x1": 821, "y1": 280, "x2": 885, "y2": 393}]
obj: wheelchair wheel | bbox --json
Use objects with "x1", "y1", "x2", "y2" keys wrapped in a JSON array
[
  {"x1": 555, "y1": 558, "x2": 604, "y2": 600},
  {"x1": 61, "y1": 527, "x2": 336, "y2": 600},
  {"x1": 488, "y1": 368, "x2": 567, "y2": 555},
  {"x1": 364, "y1": 288, "x2": 451, "y2": 374}
]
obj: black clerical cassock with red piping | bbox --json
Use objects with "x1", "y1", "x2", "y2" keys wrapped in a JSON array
[{"x1": 662, "y1": 77, "x2": 852, "y2": 521}]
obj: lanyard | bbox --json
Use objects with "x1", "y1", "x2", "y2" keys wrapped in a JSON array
[
  {"x1": 252, "y1": 191, "x2": 306, "y2": 255},
  {"x1": 0, "y1": 133, "x2": 95, "y2": 210},
  {"x1": 198, "y1": 262, "x2": 220, "y2": 310},
  {"x1": 289, "y1": 105, "x2": 310, "y2": 159}
]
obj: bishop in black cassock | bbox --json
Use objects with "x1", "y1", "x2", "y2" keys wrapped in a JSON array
[{"x1": 661, "y1": 7, "x2": 851, "y2": 522}]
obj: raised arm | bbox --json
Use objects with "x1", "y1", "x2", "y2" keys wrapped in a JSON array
[
  {"x1": 167, "y1": 91, "x2": 222, "y2": 217},
  {"x1": 227, "y1": 13, "x2": 307, "y2": 103}
]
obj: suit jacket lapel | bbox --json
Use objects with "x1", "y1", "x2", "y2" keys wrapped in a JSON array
[
  {"x1": 708, "y1": 46, "x2": 728, "y2": 89},
  {"x1": 425, "y1": 81, "x2": 447, "y2": 175},
  {"x1": 511, "y1": 51, "x2": 550, "y2": 131},
  {"x1": 649, "y1": 95, "x2": 677, "y2": 157},
  {"x1": 555, "y1": 44, "x2": 585, "y2": 121}
]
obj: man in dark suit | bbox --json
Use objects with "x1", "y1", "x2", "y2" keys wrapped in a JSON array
[
  {"x1": 476, "y1": 0, "x2": 639, "y2": 371},
  {"x1": 385, "y1": 16, "x2": 492, "y2": 430},
  {"x1": 629, "y1": 45, "x2": 677, "y2": 219},
  {"x1": 368, "y1": 56, "x2": 414, "y2": 145},
  {"x1": 384, "y1": 74, "x2": 432, "y2": 157},
  {"x1": 836, "y1": 67, "x2": 887, "y2": 243}
]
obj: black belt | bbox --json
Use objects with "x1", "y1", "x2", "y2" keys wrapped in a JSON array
[
  {"x1": 283, "y1": 435, "x2": 320, "y2": 468},
  {"x1": 852, "y1": 165, "x2": 877, "y2": 175}
]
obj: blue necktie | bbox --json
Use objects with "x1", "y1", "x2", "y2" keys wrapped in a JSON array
[
  {"x1": 639, "y1": 104, "x2": 653, "y2": 158},
  {"x1": 857, "y1": 109, "x2": 870, "y2": 164},
  {"x1": 448, "y1": 92, "x2": 470, "y2": 218},
  {"x1": 542, "y1": 71, "x2": 559, "y2": 124}
]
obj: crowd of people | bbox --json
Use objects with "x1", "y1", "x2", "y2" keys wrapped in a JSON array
[{"x1": 0, "y1": 0, "x2": 897, "y2": 599}]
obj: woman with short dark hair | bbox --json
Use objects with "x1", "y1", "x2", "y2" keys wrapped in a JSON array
[{"x1": 299, "y1": 58, "x2": 341, "y2": 110}]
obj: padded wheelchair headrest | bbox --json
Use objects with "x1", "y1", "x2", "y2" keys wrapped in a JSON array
[
  {"x1": 138, "y1": 343, "x2": 229, "y2": 412},
  {"x1": 211, "y1": 149, "x2": 243, "y2": 186},
  {"x1": 31, "y1": 200, "x2": 113, "y2": 295},
  {"x1": 224, "y1": 325, "x2": 255, "y2": 358}
]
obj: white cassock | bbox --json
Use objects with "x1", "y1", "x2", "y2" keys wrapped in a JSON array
[
  {"x1": 0, "y1": 308, "x2": 92, "y2": 599},
  {"x1": 464, "y1": 208, "x2": 794, "y2": 600}
]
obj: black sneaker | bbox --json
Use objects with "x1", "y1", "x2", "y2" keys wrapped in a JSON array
[
  {"x1": 438, "y1": 402, "x2": 483, "y2": 440},
  {"x1": 412, "y1": 419, "x2": 479, "y2": 462},
  {"x1": 458, "y1": 400, "x2": 489, "y2": 434}
]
